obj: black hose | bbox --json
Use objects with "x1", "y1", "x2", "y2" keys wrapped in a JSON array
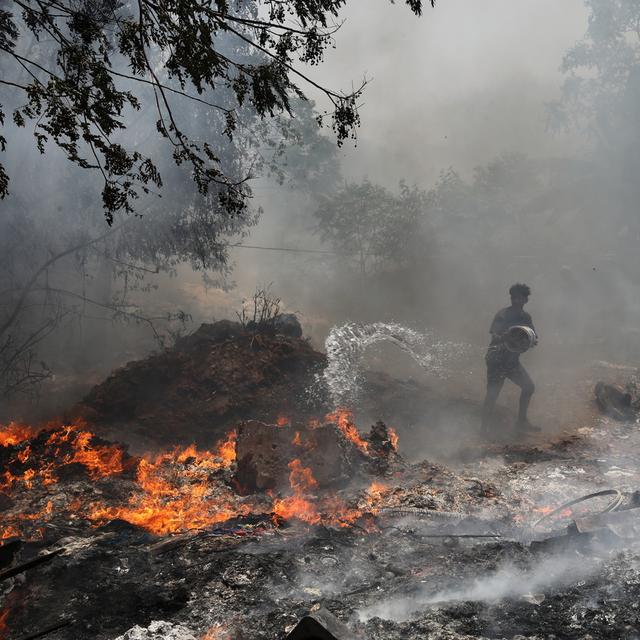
[{"x1": 532, "y1": 489, "x2": 624, "y2": 529}]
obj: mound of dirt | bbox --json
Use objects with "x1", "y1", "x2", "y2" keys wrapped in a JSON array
[
  {"x1": 70, "y1": 318, "x2": 519, "y2": 460},
  {"x1": 73, "y1": 320, "x2": 326, "y2": 447}
]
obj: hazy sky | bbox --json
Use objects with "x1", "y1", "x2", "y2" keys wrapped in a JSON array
[
  {"x1": 306, "y1": 0, "x2": 589, "y2": 185},
  {"x1": 183, "y1": 1, "x2": 595, "y2": 336}
]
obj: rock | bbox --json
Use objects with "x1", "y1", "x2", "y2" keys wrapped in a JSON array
[
  {"x1": 594, "y1": 382, "x2": 636, "y2": 421},
  {"x1": 235, "y1": 420, "x2": 298, "y2": 493},
  {"x1": 285, "y1": 608, "x2": 360, "y2": 640},
  {"x1": 234, "y1": 420, "x2": 361, "y2": 494}
]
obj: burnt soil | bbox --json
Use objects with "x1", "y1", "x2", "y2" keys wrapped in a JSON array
[
  {"x1": 4, "y1": 322, "x2": 640, "y2": 639},
  {"x1": 72, "y1": 321, "x2": 327, "y2": 448},
  {"x1": 5, "y1": 419, "x2": 640, "y2": 640}
]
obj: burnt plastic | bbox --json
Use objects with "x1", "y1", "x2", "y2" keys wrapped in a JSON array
[{"x1": 285, "y1": 608, "x2": 360, "y2": 640}]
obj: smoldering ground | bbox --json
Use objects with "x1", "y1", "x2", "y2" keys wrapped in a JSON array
[{"x1": 357, "y1": 550, "x2": 602, "y2": 623}]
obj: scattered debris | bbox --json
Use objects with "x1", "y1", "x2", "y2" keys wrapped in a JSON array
[
  {"x1": 235, "y1": 419, "x2": 363, "y2": 493},
  {"x1": 114, "y1": 621, "x2": 198, "y2": 640},
  {"x1": 594, "y1": 381, "x2": 636, "y2": 421},
  {"x1": 8, "y1": 335, "x2": 640, "y2": 639},
  {"x1": 532, "y1": 489, "x2": 624, "y2": 530}
]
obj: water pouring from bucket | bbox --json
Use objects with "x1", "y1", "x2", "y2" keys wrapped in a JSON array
[{"x1": 318, "y1": 322, "x2": 469, "y2": 407}]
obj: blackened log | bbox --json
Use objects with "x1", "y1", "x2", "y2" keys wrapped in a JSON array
[
  {"x1": 0, "y1": 548, "x2": 64, "y2": 582},
  {"x1": 15, "y1": 618, "x2": 73, "y2": 640}
]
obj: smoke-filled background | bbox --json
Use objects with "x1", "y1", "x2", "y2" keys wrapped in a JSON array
[{"x1": 2, "y1": 0, "x2": 638, "y2": 435}]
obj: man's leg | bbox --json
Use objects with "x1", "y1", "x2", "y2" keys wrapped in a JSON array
[
  {"x1": 481, "y1": 367, "x2": 505, "y2": 432},
  {"x1": 508, "y1": 364, "x2": 536, "y2": 428}
]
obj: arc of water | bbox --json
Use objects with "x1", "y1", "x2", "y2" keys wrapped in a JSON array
[{"x1": 321, "y1": 322, "x2": 467, "y2": 408}]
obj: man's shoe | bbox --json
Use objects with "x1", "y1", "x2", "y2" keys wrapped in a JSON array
[{"x1": 515, "y1": 419, "x2": 541, "y2": 433}]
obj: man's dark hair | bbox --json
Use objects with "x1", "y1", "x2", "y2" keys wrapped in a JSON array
[{"x1": 509, "y1": 283, "x2": 531, "y2": 298}]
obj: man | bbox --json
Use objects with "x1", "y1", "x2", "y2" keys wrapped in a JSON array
[{"x1": 481, "y1": 283, "x2": 539, "y2": 434}]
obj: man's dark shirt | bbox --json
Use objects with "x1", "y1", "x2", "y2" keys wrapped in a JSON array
[{"x1": 487, "y1": 306, "x2": 535, "y2": 369}]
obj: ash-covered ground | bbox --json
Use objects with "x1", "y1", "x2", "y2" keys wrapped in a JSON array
[{"x1": 2, "y1": 322, "x2": 640, "y2": 640}]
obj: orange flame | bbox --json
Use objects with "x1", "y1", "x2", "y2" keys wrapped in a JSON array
[
  {"x1": 289, "y1": 458, "x2": 317, "y2": 492},
  {"x1": 388, "y1": 427, "x2": 399, "y2": 451},
  {"x1": 0, "y1": 422, "x2": 36, "y2": 447},
  {"x1": 66, "y1": 430, "x2": 124, "y2": 478},
  {"x1": 0, "y1": 525, "x2": 20, "y2": 540},
  {"x1": 0, "y1": 424, "x2": 126, "y2": 492},
  {"x1": 271, "y1": 464, "x2": 390, "y2": 528},
  {"x1": 88, "y1": 432, "x2": 242, "y2": 535},
  {"x1": 1, "y1": 420, "x2": 394, "y2": 538},
  {"x1": 324, "y1": 409, "x2": 369, "y2": 454},
  {"x1": 0, "y1": 607, "x2": 10, "y2": 638},
  {"x1": 273, "y1": 459, "x2": 320, "y2": 525},
  {"x1": 365, "y1": 481, "x2": 389, "y2": 508},
  {"x1": 534, "y1": 505, "x2": 574, "y2": 520},
  {"x1": 215, "y1": 430, "x2": 237, "y2": 466},
  {"x1": 201, "y1": 623, "x2": 231, "y2": 640}
]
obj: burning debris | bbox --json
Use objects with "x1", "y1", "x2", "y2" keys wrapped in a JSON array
[
  {"x1": 5, "y1": 408, "x2": 640, "y2": 639},
  {"x1": 0, "y1": 411, "x2": 400, "y2": 544},
  {"x1": 6, "y1": 324, "x2": 640, "y2": 640},
  {"x1": 0, "y1": 409, "x2": 415, "y2": 639}
]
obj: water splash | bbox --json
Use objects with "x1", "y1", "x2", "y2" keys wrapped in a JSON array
[{"x1": 320, "y1": 322, "x2": 468, "y2": 407}]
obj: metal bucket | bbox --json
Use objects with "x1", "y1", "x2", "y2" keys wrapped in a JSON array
[{"x1": 504, "y1": 325, "x2": 537, "y2": 353}]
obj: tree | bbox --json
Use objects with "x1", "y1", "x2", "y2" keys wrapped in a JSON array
[
  {"x1": 548, "y1": 0, "x2": 640, "y2": 249},
  {"x1": 427, "y1": 154, "x2": 596, "y2": 259},
  {"x1": 0, "y1": 0, "x2": 432, "y2": 224},
  {"x1": 313, "y1": 179, "x2": 428, "y2": 275},
  {"x1": 548, "y1": 0, "x2": 640, "y2": 145},
  {"x1": 269, "y1": 98, "x2": 342, "y2": 194},
  {"x1": 1, "y1": 0, "x2": 394, "y2": 403}
]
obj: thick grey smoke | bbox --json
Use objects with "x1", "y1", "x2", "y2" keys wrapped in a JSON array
[
  {"x1": 5, "y1": 0, "x2": 638, "y2": 438},
  {"x1": 222, "y1": 0, "x2": 596, "y2": 347},
  {"x1": 358, "y1": 551, "x2": 600, "y2": 623}
]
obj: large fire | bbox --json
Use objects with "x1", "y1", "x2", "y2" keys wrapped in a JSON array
[
  {"x1": 273, "y1": 459, "x2": 321, "y2": 525},
  {"x1": 325, "y1": 408, "x2": 369, "y2": 453},
  {"x1": 0, "y1": 414, "x2": 391, "y2": 540},
  {"x1": 88, "y1": 433, "x2": 245, "y2": 535},
  {"x1": 1, "y1": 423, "x2": 127, "y2": 492}
]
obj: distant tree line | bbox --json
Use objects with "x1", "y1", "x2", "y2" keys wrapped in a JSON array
[{"x1": 0, "y1": 0, "x2": 436, "y2": 402}]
